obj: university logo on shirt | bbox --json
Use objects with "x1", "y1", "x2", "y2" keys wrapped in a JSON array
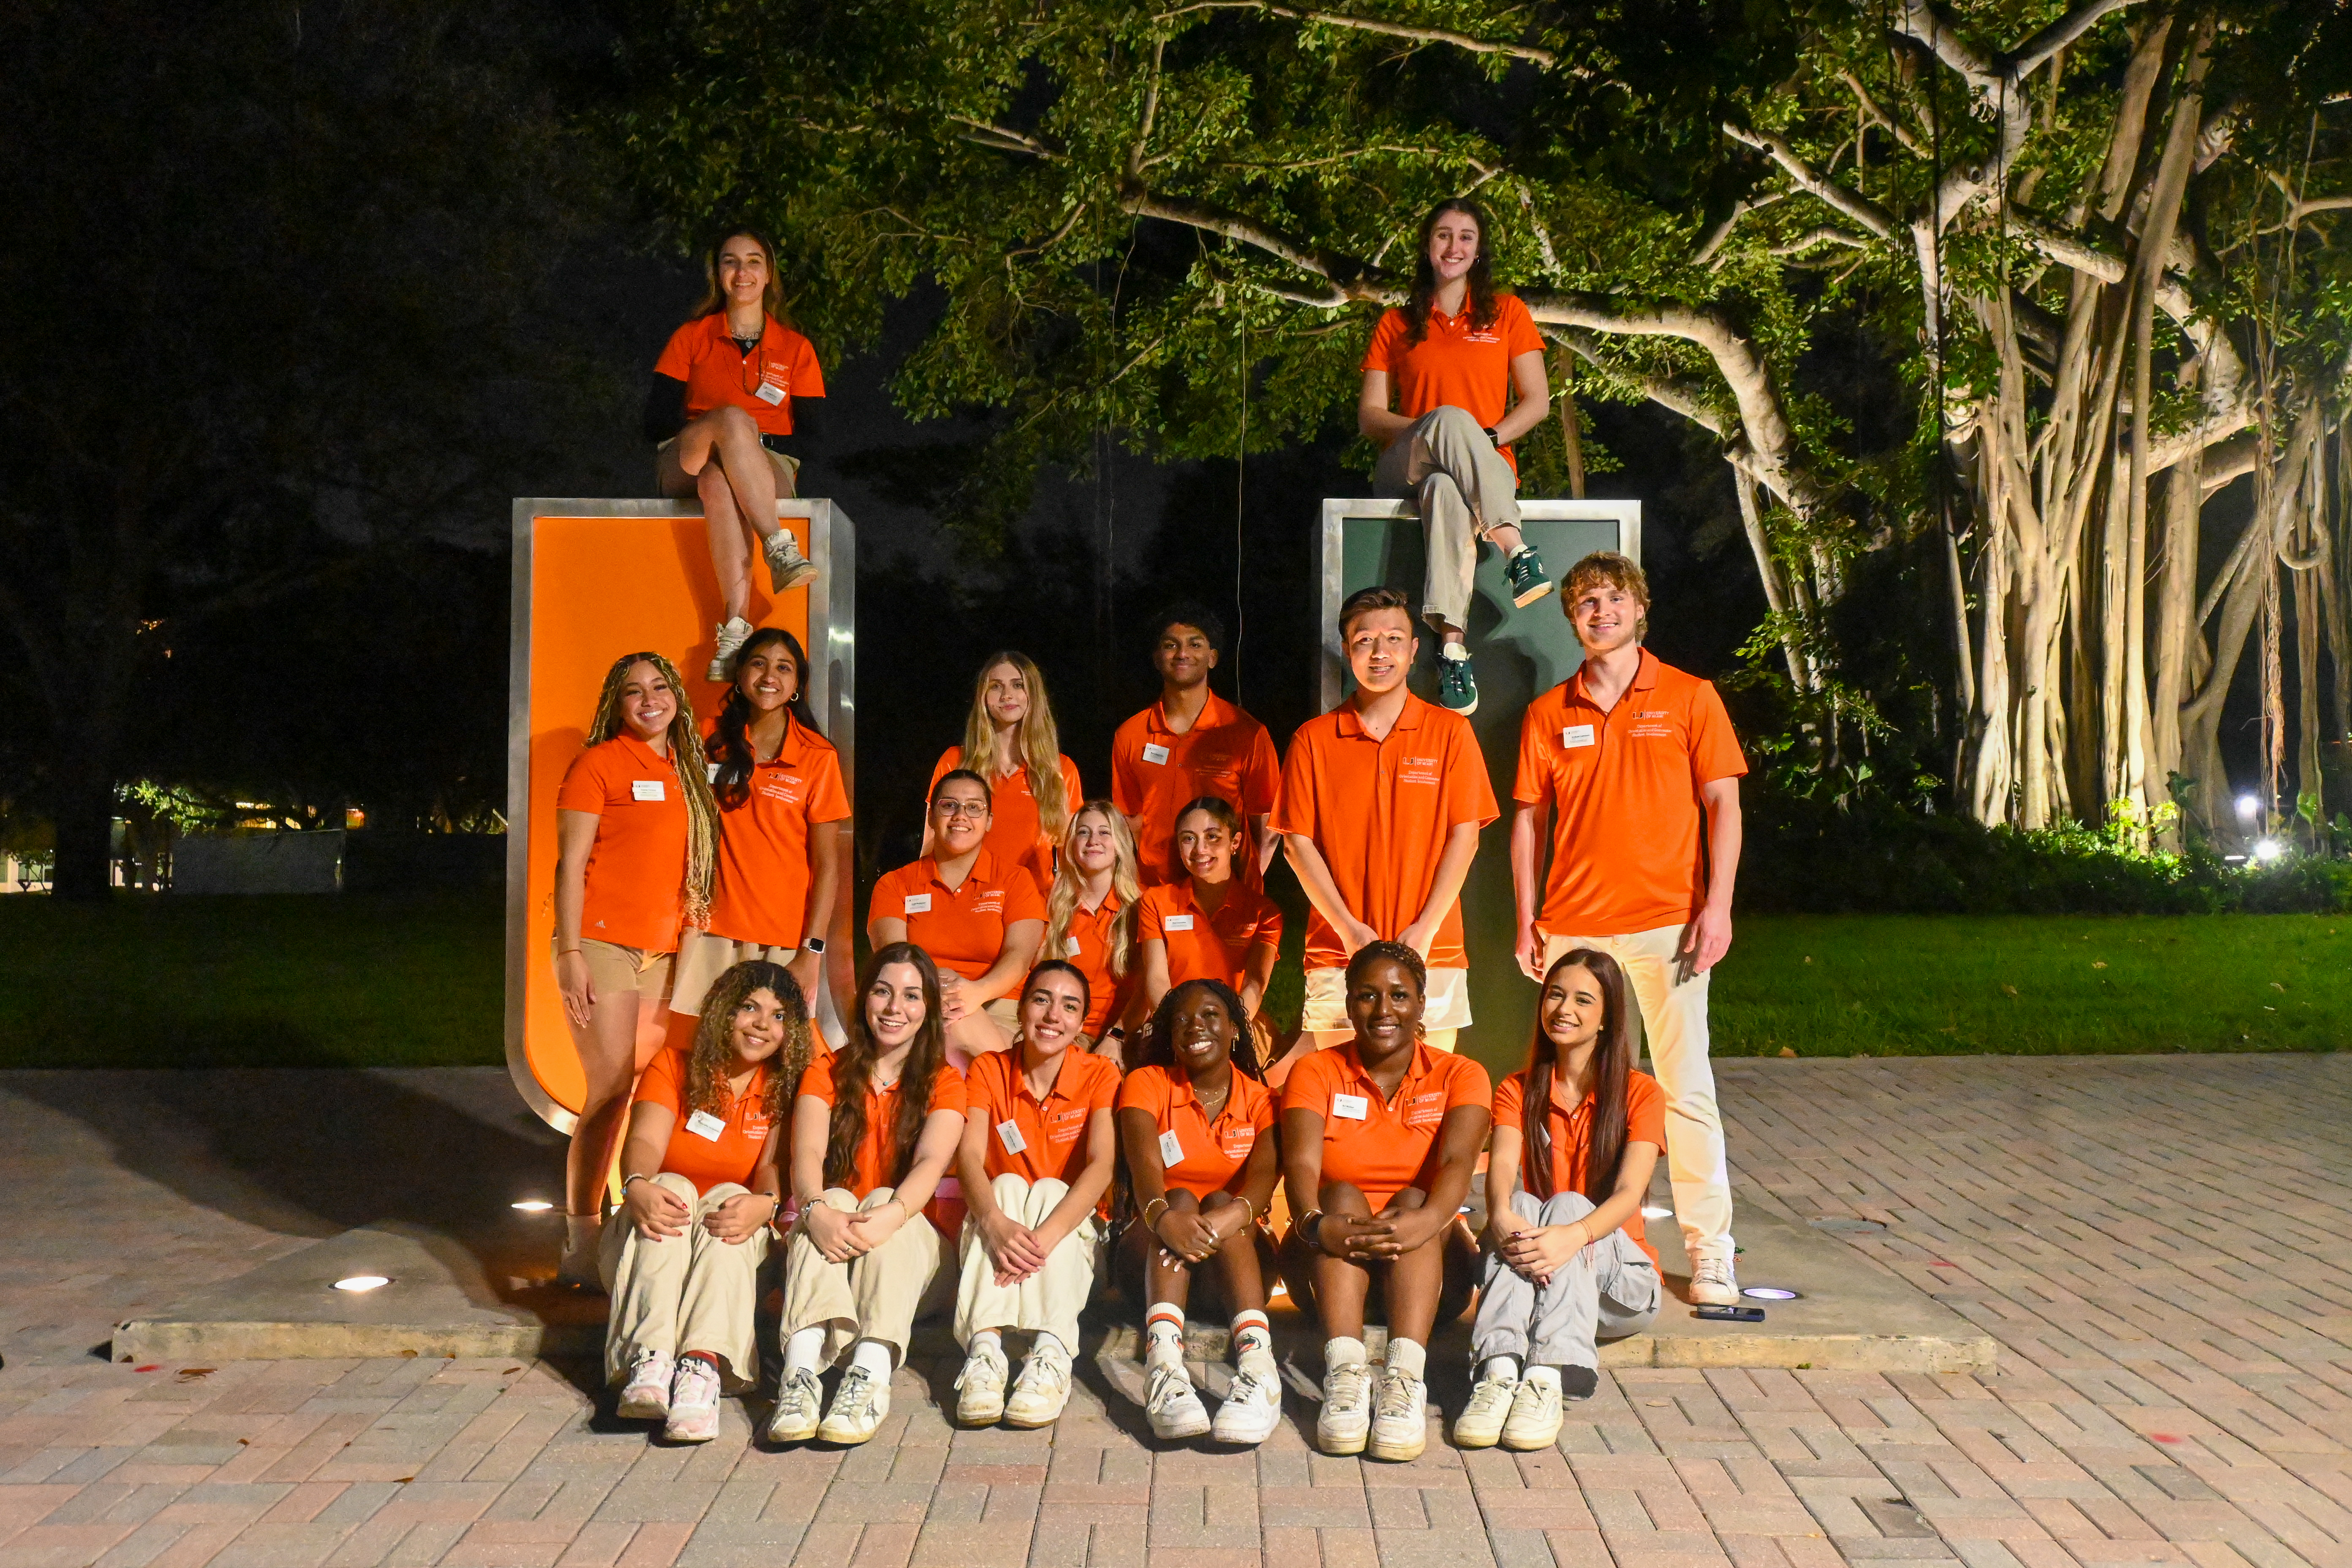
[
  {"x1": 1403, "y1": 1090, "x2": 1448, "y2": 1130},
  {"x1": 1399, "y1": 755, "x2": 1443, "y2": 787},
  {"x1": 1220, "y1": 1124, "x2": 1257, "y2": 1160},
  {"x1": 756, "y1": 773, "x2": 804, "y2": 803},
  {"x1": 971, "y1": 893, "x2": 1005, "y2": 914}
]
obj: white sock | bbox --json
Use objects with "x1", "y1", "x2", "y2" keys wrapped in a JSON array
[
  {"x1": 968, "y1": 1328, "x2": 1003, "y2": 1359},
  {"x1": 1385, "y1": 1338, "x2": 1427, "y2": 1382},
  {"x1": 783, "y1": 1326, "x2": 825, "y2": 1376},
  {"x1": 1145, "y1": 1307, "x2": 1186, "y2": 1369},
  {"x1": 1441, "y1": 642, "x2": 1470, "y2": 663},
  {"x1": 1482, "y1": 1355, "x2": 1522, "y2": 1384},
  {"x1": 849, "y1": 1338, "x2": 895, "y2": 1380},
  {"x1": 1324, "y1": 1335, "x2": 1368, "y2": 1370},
  {"x1": 1524, "y1": 1363, "x2": 1563, "y2": 1393},
  {"x1": 1031, "y1": 1331, "x2": 1065, "y2": 1360}
]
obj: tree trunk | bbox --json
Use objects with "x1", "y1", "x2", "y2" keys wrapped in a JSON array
[{"x1": 47, "y1": 759, "x2": 116, "y2": 901}]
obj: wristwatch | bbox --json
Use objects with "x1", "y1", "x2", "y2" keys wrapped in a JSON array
[
  {"x1": 800, "y1": 936, "x2": 826, "y2": 955},
  {"x1": 1482, "y1": 426, "x2": 1502, "y2": 445}
]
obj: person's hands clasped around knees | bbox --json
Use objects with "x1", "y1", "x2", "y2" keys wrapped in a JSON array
[
  {"x1": 700, "y1": 1190, "x2": 777, "y2": 1246},
  {"x1": 624, "y1": 1174, "x2": 692, "y2": 1241}
]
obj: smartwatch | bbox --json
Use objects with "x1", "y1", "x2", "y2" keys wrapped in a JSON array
[
  {"x1": 1482, "y1": 426, "x2": 1502, "y2": 445},
  {"x1": 800, "y1": 936, "x2": 827, "y2": 955}
]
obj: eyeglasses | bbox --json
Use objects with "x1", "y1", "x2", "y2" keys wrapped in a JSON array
[{"x1": 934, "y1": 800, "x2": 989, "y2": 819}]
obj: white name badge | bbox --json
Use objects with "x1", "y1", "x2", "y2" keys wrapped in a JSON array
[
  {"x1": 754, "y1": 381, "x2": 787, "y2": 405},
  {"x1": 996, "y1": 1119, "x2": 1028, "y2": 1155},
  {"x1": 903, "y1": 893, "x2": 932, "y2": 914},
  {"x1": 1142, "y1": 743, "x2": 1171, "y2": 765},
  {"x1": 1163, "y1": 914, "x2": 1195, "y2": 931},
  {"x1": 706, "y1": 762, "x2": 721, "y2": 782},
  {"x1": 1158, "y1": 1129, "x2": 1185, "y2": 1166},
  {"x1": 1064, "y1": 935, "x2": 1081, "y2": 957},
  {"x1": 631, "y1": 779, "x2": 667, "y2": 801},
  {"x1": 1331, "y1": 1093, "x2": 1370, "y2": 1121},
  {"x1": 1562, "y1": 725, "x2": 1596, "y2": 750},
  {"x1": 685, "y1": 1110, "x2": 727, "y2": 1141}
]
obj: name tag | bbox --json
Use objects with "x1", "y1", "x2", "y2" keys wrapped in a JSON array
[
  {"x1": 631, "y1": 779, "x2": 667, "y2": 801},
  {"x1": 996, "y1": 1119, "x2": 1028, "y2": 1154},
  {"x1": 1163, "y1": 914, "x2": 1194, "y2": 932},
  {"x1": 1142, "y1": 743, "x2": 1171, "y2": 765},
  {"x1": 903, "y1": 893, "x2": 932, "y2": 914},
  {"x1": 685, "y1": 1110, "x2": 727, "y2": 1141},
  {"x1": 1065, "y1": 935, "x2": 1081, "y2": 958},
  {"x1": 754, "y1": 381, "x2": 787, "y2": 405},
  {"x1": 1157, "y1": 1129, "x2": 1185, "y2": 1166},
  {"x1": 1562, "y1": 725, "x2": 1595, "y2": 749},
  {"x1": 1331, "y1": 1093, "x2": 1369, "y2": 1121}
]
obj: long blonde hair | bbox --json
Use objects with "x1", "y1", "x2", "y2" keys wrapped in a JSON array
[
  {"x1": 586, "y1": 651, "x2": 720, "y2": 928},
  {"x1": 958, "y1": 651, "x2": 1070, "y2": 842},
  {"x1": 685, "y1": 960, "x2": 814, "y2": 1125},
  {"x1": 1045, "y1": 800, "x2": 1141, "y2": 980}
]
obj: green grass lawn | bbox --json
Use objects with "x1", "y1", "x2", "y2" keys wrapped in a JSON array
[
  {"x1": 0, "y1": 893, "x2": 2339, "y2": 1068},
  {"x1": 1710, "y1": 912, "x2": 2347, "y2": 1056}
]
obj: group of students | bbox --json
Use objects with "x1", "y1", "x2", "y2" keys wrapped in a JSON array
[{"x1": 543, "y1": 191, "x2": 1749, "y2": 1457}]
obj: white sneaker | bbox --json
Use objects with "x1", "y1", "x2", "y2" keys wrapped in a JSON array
[
  {"x1": 1367, "y1": 1367, "x2": 1428, "y2": 1462},
  {"x1": 1452, "y1": 1369, "x2": 1517, "y2": 1449},
  {"x1": 817, "y1": 1365, "x2": 890, "y2": 1445},
  {"x1": 1145, "y1": 1364, "x2": 1211, "y2": 1440},
  {"x1": 1209, "y1": 1358, "x2": 1283, "y2": 1446},
  {"x1": 615, "y1": 1349, "x2": 673, "y2": 1421},
  {"x1": 1690, "y1": 1251, "x2": 1740, "y2": 1307},
  {"x1": 954, "y1": 1342, "x2": 1009, "y2": 1426},
  {"x1": 707, "y1": 617, "x2": 755, "y2": 682},
  {"x1": 662, "y1": 1357, "x2": 723, "y2": 1443},
  {"x1": 764, "y1": 1366, "x2": 822, "y2": 1444},
  {"x1": 1316, "y1": 1361, "x2": 1372, "y2": 1456},
  {"x1": 1501, "y1": 1377, "x2": 1564, "y2": 1451},
  {"x1": 1004, "y1": 1339, "x2": 1072, "y2": 1429},
  {"x1": 764, "y1": 531, "x2": 818, "y2": 594}
]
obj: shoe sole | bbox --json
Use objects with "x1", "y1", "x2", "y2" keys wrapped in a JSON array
[
  {"x1": 615, "y1": 1394, "x2": 669, "y2": 1421},
  {"x1": 1149, "y1": 1411, "x2": 1213, "y2": 1440},
  {"x1": 768, "y1": 562, "x2": 819, "y2": 594},
  {"x1": 956, "y1": 1402, "x2": 1006, "y2": 1426},
  {"x1": 765, "y1": 1419, "x2": 819, "y2": 1444},
  {"x1": 1452, "y1": 1424, "x2": 1503, "y2": 1450},
  {"x1": 1367, "y1": 1433, "x2": 1428, "y2": 1462},
  {"x1": 1318, "y1": 1426, "x2": 1368, "y2": 1456},
  {"x1": 705, "y1": 662, "x2": 730, "y2": 682},
  {"x1": 1003, "y1": 1403, "x2": 1066, "y2": 1430},
  {"x1": 1501, "y1": 1428, "x2": 1564, "y2": 1451},
  {"x1": 817, "y1": 1423, "x2": 879, "y2": 1445},
  {"x1": 1513, "y1": 580, "x2": 1555, "y2": 608},
  {"x1": 1442, "y1": 698, "x2": 1480, "y2": 716},
  {"x1": 663, "y1": 1420, "x2": 719, "y2": 1443}
]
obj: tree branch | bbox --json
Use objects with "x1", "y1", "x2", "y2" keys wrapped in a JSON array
[
  {"x1": 1723, "y1": 122, "x2": 1897, "y2": 238},
  {"x1": 1156, "y1": 1, "x2": 1571, "y2": 70}
]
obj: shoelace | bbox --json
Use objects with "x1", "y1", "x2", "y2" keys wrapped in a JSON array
[
  {"x1": 1021, "y1": 1349, "x2": 1070, "y2": 1392},
  {"x1": 1374, "y1": 1372, "x2": 1421, "y2": 1421},
  {"x1": 1228, "y1": 1366, "x2": 1276, "y2": 1406},
  {"x1": 1470, "y1": 1378, "x2": 1516, "y2": 1413},
  {"x1": 958, "y1": 1350, "x2": 1007, "y2": 1391},
  {"x1": 1327, "y1": 1364, "x2": 1371, "y2": 1413},
  {"x1": 780, "y1": 1368, "x2": 820, "y2": 1410},
  {"x1": 675, "y1": 1362, "x2": 718, "y2": 1401},
  {"x1": 833, "y1": 1368, "x2": 878, "y2": 1418},
  {"x1": 1146, "y1": 1366, "x2": 1195, "y2": 1411},
  {"x1": 1693, "y1": 1256, "x2": 1733, "y2": 1285},
  {"x1": 630, "y1": 1352, "x2": 668, "y2": 1384}
]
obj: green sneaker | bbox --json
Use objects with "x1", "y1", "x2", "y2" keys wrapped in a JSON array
[
  {"x1": 1436, "y1": 647, "x2": 1478, "y2": 715},
  {"x1": 1505, "y1": 545, "x2": 1553, "y2": 607}
]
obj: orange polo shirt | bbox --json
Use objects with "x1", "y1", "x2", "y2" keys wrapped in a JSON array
[
  {"x1": 555, "y1": 735, "x2": 691, "y2": 953},
  {"x1": 1118, "y1": 1064, "x2": 1278, "y2": 1200},
  {"x1": 1360, "y1": 294, "x2": 1544, "y2": 474},
  {"x1": 928, "y1": 747, "x2": 1083, "y2": 897},
  {"x1": 1270, "y1": 693, "x2": 1499, "y2": 972},
  {"x1": 964, "y1": 1047, "x2": 1119, "y2": 1203},
  {"x1": 1137, "y1": 879, "x2": 1282, "y2": 994},
  {"x1": 1493, "y1": 1067, "x2": 1667, "y2": 1268},
  {"x1": 1055, "y1": 891, "x2": 1131, "y2": 1037},
  {"x1": 1514, "y1": 649, "x2": 1747, "y2": 938},
  {"x1": 798, "y1": 1049, "x2": 968, "y2": 1214},
  {"x1": 705, "y1": 717, "x2": 850, "y2": 949},
  {"x1": 633, "y1": 1046, "x2": 778, "y2": 1196},
  {"x1": 869, "y1": 847, "x2": 1046, "y2": 981},
  {"x1": 653, "y1": 314, "x2": 825, "y2": 438},
  {"x1": 1282, "y1": 1040, "x2": 1491, "y2": 1207},
  {"x1": 1110, "y1": 692, "x2": 1282, "y2": 886}
]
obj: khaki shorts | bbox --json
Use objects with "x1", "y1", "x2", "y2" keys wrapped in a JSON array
[
  {"x1": 1301, "y1": 964, "x2": 1471, "y2": 1033},
  {"x1": 983, "y1": 997, "x2": 1021, "y2": 1033},
  {"x1": 656, "y1": 436, "x2": 798, "y2": 496},
  {"x1": 557, "y1": 937, "x2": 673, "y2": 1004},
  {"x1": 671, "y1": 931, "x2": 800, "y2": 1018}
]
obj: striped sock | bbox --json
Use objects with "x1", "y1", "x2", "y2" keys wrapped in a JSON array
[
  {"x1": 1230, "y1": 1310, "x2": 1272, "y2": 1361},
  {"x1": 1145, "y1": 1305, "x2": 1186, "y2": 1368}
]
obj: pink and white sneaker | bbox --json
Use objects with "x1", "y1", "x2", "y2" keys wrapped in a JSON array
[{"x1": 663, "y1": 1356, "x2": 724, "y2": 1443}]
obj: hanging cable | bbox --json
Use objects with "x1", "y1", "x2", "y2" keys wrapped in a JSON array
[{"x1": 1234, "y1": 307, "x2": 1248, "y2": 700}]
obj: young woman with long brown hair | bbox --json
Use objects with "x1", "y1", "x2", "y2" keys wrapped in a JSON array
[
  {"x1": 770, "y1": 944, "x2": 967, "y2": 1448},
  {"x1": 1454, "y1": 948, "x2": 1663, "y2": 1452},
  {"x1": 646, "y1": 228, "x2": 823, "y2": 680},
  {"x1": 925, "y1": 652, "x2": 1081, "y2": 896},
  {"x1": 1135, "y1": 796, "x2": 1282, "y2": 1021},
  {"x1": 1043, "y1": 800, "x2": 1142, "y2": 1059},
  {"x1": 551, "y1": 652, "x2": 721, "y2": 1285},
  {"x1": 1356, "y1": 196, "x2": 1552, "y2": 716},
  {"x1": 670, "y1": 627, "x2": 848, "y2": 1032},
  {"x1": 604, "y1": 961, "x2": 810, "y2": 1443}
]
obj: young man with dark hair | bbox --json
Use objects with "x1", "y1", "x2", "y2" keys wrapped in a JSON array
[
  {"x1": 1111, "y1": 603, "x2": 1281, "y2": 888},
  {"x1": 1508, "y1": 552, "x2": 1748, "y2": 1305},
  {"x1": 1272, "y1": 586, "x2": 1498, "y2": 1070}
]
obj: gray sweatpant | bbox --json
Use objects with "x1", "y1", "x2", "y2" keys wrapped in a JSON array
[
  {"x1": 1372, "y1": 405, "x2": 1524, "y2": 636},
  {"x1": 1473, "y1": 1189, "x2": 1660, "y2": 1371}
]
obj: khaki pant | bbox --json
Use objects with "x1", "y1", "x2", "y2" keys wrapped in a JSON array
[
  {"x1": 1301, "y1": 964, "x2": 1470, "y2": 1037},
  {"x1": 671, "y1": 931, "x2": 795, "y2": 1017},
  {"x1": 953, "y1": 1173, "x2": 1103, "y2": 1350},
  {"x1": 1473, "y1": 1189, "x2": 1659, "y2": 1372},
  {"x1": 1539, "y1": 926, "x2": 1731, "y2": 1258},
  {"x1": 781, "y1": 1186, "x2": 941, "y2": 1368},
  {"x1": 599, "y1": 1173, "x2": 769, "y2": 1390},
  {"x1": 560, "y1": 937, "x2": 674, "y2": 1007},
  {"x1": 1373, "y1": 405, "x2": 1523, "y2": 635}
]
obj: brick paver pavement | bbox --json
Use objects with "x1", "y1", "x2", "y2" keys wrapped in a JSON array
[{"x1": 2, "y1": 1056, "x2": 2346, "y2": 1568}]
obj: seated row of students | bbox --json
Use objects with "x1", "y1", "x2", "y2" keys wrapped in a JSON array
[{"x1": 603, "y1": 939, "x2": 1664, "y2": 1458}]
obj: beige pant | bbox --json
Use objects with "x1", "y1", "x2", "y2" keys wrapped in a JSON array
[
  {"x1": 781, "y1": 1186, "x2": 941, "y2": 1368},
  {"x1": 1301, "y1": 964, "x2": 1470, "y2": 1035},
  {"x1": 1539, "y1": 926, "x2": 1731, "y2": 1258},
  {"x1": 559, "y1": 937, "x2": 674, "y2": 1005},
  {"x1": 656, "y1": 437, "x2": 799, "y2": 496},
  {"x1": 1373, "y1": 405, "x2": 1523, "y2": 635},
  {"x1": 671, "y1": 931, "x2": 795, "y2": 1017},
  {"x1": 599, "y1": 1173, "x2": 769, "y2": 1390},
  {"x1": 954, "y1": 1173, "x2": 1103, "y2": 1349}
]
